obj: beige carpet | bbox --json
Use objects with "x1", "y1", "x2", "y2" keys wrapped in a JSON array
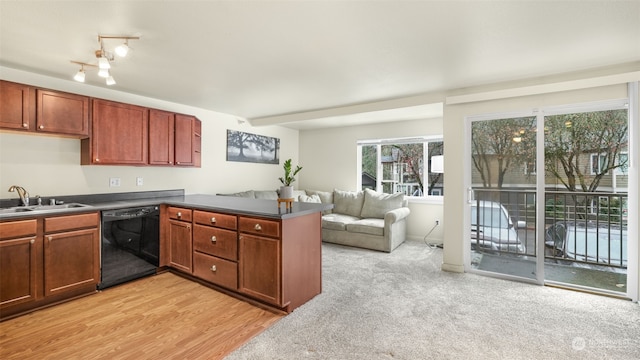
[{"x1": 227, "y1": 239, "x2": 640, "y2": 359}]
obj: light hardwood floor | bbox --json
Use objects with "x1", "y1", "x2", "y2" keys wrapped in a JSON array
[{"x1": 0, "y1": 272, "x2": 283, "y2": 359}]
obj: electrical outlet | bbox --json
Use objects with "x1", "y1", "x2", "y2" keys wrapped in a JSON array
[
  {"x1": 136, "y1": 177, "x2": 144, "y2": 186},
  {"x1": 109, "y1": 177, "x2": 121, "y2": 187},
  {"x1": 435, "y1": 220, "x2": 440, "y2": 225}
]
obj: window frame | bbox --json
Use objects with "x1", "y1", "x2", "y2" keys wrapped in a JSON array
[{"x1": 357, "y1": 136, "x2": 444, "y2": 203}]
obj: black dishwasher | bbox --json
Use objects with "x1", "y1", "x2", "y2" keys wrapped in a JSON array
[{"x1": 99, "y1": 206, "x2": 160, "y2": 289}]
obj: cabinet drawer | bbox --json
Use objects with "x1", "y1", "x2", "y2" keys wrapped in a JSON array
[
  {"x1": 193, "y1": 252, "x2": 237, "y2": 290},
  {"x1": 44, "y1": 212, "x2": 98, "y2": 233},
  {"x1": 193, "y1": 210, "x2": 237, "y2": 230},
  {"x1": 0, "y1": 219, "x2": 37, "y2": 240},
  {"x1": 239, "y1": 217, "x2": 280, "y2": 238},
  {"x1": 193, "y1": 225, "x2": 237, "y2": 261},
  {"x1": 168, "y1": 207, "x2": 192, "y2": 222}
]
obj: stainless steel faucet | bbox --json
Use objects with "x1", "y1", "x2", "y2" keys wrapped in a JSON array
[{"x1": 8, "y1": 185, "x2": 30, "y2": 206}]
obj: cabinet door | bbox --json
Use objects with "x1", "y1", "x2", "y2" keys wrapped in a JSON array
[
  {"x1": 149, "y1": 109, "x2": 175, "y2": 165},
  {"x1": 174, "y1": 114, "x2": 196, "y2": 166},
  {"x1": 0, "y1": 80, "x2": 33, "y2": 131},
  {"x1": 238, "y1": 234, "x2": 281, "y2": 305},
  {"x1": 89, "y1": 99, "x2": 149, "y2": 165},
  {"x1": 0, "y1": 236, "x2": 39, "y2": 309},
  {"x1": 36, "y1": 89, "x2": 89, "y2": 137},
  {"x1": 43, "y1": 228, "x2": 99, "y2": 296},
  {"x1": 168, "y1": 219, "x2": 192, "y2": 273}
]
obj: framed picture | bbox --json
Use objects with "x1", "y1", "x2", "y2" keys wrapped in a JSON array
[{"x1": 226, "y1": 130, "x2": 280, "y2": 164}]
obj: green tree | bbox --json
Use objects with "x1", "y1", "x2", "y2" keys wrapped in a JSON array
[
  {"x1": 471, "y1": 117, "x2": 536, "y2": 188},
  {"x1": 544, "y1": 109, "x2": 628, "y2": 192}
]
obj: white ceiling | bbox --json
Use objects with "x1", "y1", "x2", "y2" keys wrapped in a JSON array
[{"x1": 1, "y1": 1, "x2": 638, "y2": 130}]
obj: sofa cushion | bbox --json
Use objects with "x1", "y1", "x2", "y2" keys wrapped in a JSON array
[
  {"x1": 360, "y1": 189, "x2": 405, "y2": 219},
  {"x1": 299, "y1": 194, "x2": 321, "y2": 203},
  {"x1": 346, "y1": 218, "x2": 385, "y2": 236},
  {"x1": 333, "y1": 189, "x2": 364, "y2": 218},
  {"x1": 306, "y1": 190, "x2": 333, "y2": 214},
  {"x1": 322, "y1": 213, "x2": 360, "y2": 231},
  {"x1": 254, "y1": 190, "x2": 279, "y2": 200}
]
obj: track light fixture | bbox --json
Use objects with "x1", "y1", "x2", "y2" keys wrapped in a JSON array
[{"x1": 70, "y1": 34, "x2": 140, "y2": 86}]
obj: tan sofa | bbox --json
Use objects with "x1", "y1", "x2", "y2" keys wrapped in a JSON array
[{"x1": 221, "y1": 188, "x2": 410, "y2": 253}]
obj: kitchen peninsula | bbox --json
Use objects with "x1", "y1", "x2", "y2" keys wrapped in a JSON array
[{"x1": 0, "y1": 190, "x2": 331, "y2": 319}]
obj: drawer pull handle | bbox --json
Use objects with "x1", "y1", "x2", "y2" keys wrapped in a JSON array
[
  {"x1": 210, "y1": 265, "x2": 217, "y2": 272},
  {"x1": 177, "y1": 211, "x2": 182, "y2": 218},
  {"x1": 211, "y1": 217, "x2": 216, "y2": 223},
  {"x1": 211, "y1": 236, "x2": 217, "y2": 243},
  {"x1": 254, "y1": 224, "x2": 262, "y2": 231}
]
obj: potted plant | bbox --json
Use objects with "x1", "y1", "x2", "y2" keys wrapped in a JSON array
[{"x1": 278, "y1": 158, "x2": 303, "y2": 199}]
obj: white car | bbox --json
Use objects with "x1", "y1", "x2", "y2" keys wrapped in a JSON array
[{"x1": 471, "y1": 201, "x2": 526, "y2": 253}]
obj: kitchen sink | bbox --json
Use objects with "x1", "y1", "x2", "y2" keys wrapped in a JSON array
[{"x1": 0, "y1": 203, "x2": 92, "y2": 214}]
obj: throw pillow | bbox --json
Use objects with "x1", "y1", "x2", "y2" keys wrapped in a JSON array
[
  {"x1": 299, "y1": 194, "x2": 321, "y2": 203},
  {"x1": 306, "y1": 189, "x2": 334, "y2": 214},
  {"x1": 333, "y1": 189, "x2": 365, "y2": 218},
  {"x1": 360, "y1": 188, "x2": 405, "y2": 219}
]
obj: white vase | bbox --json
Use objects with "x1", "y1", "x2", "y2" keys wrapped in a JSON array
[{"x1": 279, "y1": 186, "x2": 294, "y2": 199}]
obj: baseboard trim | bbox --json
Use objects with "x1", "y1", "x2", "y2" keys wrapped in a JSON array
[{"x1": 441, "y1": 263, "x2": 464, "y2": 273}]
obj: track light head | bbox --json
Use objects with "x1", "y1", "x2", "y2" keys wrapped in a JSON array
[
  {"x1": 115, "y1": 41, "x2": 129, "y2": 57},
  {"x1": 73, "y1": 69, "x2": 86, "y2": 82}
]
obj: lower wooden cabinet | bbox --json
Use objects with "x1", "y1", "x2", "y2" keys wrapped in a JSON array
[
  {"x1": 193, "y1": 252, "x2": 237, "y2": 290},
  {"x1": 0, "y1": 212, "x2": 100, "y2": 320},
  {"x1": 0, "y1": 219, "x2": 39, "y2": 310},
  {"x1": 160, "y1": 205, "x2": 321, "y2": 313},
  {"x1": 238, "y1": 233, "x2": 281, "y2": 305},
  {"x1": 43, "y1": 227, "x2": 99, "y2": 296}
]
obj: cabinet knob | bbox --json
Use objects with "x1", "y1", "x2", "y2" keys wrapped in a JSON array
[
  {"x1": 39, "y1": 125, "x2": 44, "y2": 129},
  {"x1": 177, "y1": 211, "x2": 182, "y2": 218},
  {"x1": 95, "y1": 158, "x2": 100, "y2": 162},
  {"x1": 48, "y1": 236, "x2": 53, "y2": 242},
  {"x1": 22, "y1": 123, "x2": 28, "y2": 128},
  {"x1": 211, "y1": 236, "x2": 217, "y2": 243},
  {"x1": 176, "y1": 162, "x2": 180, "y2": 165},
  {"x1": 254, "y1": 224, "x2": 262, "y2": 231},
  {"x1": 210, "y1": 217, "x2": 216, "y2": 223},
  {"x1": 30, "y1": 239, "x2": 35, "y2": 244},
  {"x1": 210, "y1": 265, "x2": 217, "y2": 272}
]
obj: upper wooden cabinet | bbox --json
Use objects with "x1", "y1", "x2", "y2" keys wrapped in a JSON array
[
  {"x1": 36, "y1": 89, "x2": 89, "y2": 137},
  {"x1": 0, "y1": 81, "x2": 34, "y2": 131},
  {"x1": 2, "y1": 81, "x2": 202, "y2": 167},
  {"x1": 149, "y1": 110, "x2": 202, "y2": 167},
  {"x1": 82, "y1": 99, "x2": 149, "y2": 165},
  {"x1": 175, "y1": 114, "x2": 201, "y2": 167},
  {"x1": 149, "y1": 109, "x2": 175, "y2": 165},
  {"x1": 0, "y1": 81, "x2": 89, "y2": 137}
]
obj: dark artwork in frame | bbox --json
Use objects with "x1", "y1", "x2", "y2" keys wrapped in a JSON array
[{"x1": 226, "y1": 130, "x2": 280, "y2": 164}]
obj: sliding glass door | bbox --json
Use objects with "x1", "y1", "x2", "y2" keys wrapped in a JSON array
[{"x1": 467, "y1": 99, "x2": 634, "y2": 297}]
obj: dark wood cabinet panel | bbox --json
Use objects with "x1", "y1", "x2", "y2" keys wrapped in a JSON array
[
  {"x1": 168, "y1": 219, "x2": 192, "y2": 273},
  {"x1": 174, "y1": 114, "x2": 198, "y2": 166},
  {"x1": 43, "y1": 227, "x2": 99, "y2": 296},
  {"x1": 193, "y1": 251, "x2": 238, "y2": 290},
  {"x1": 85, "y1": 99, "x2": 149, "y2": 165},
  {"x1": 193, "y1": 225, "x2": 238, "y2": 261},
  {"x1": 36, "y1": 89, "x2": 89, "y2": 137},
  {"x1": 149, "y1": 109, "x2": 175, "y2": 165},
  {"x1": 0, "y1": 80, "x2": 34, "y2": 131},
  {"x1": 193, "y1": 210, "x2": 237, "y2": 230},
  {"x1": 0, "y1": 236, "x2": 39, "y2": 309},
  {"x1": 238, "y1": 233, "x2": 281, "y2": 306}
]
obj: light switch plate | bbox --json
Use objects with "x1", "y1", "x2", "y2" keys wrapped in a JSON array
[{"x1": 136, "y1": 177, "x2": 143, "y2": 186}]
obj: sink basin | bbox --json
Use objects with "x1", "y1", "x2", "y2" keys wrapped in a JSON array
[{"x1": 0, "y1": 203, "x2": 92, "y2": 214}]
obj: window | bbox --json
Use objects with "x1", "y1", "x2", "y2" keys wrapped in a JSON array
[
  {"x1": 590, "y1": 153, "x2": 608, "y2": 175},
  {"x1": 358, "y1": 136, "x2": 443, "y2": 198},
  {"x1": 616, "y1": 152, "x2": 628, "y2": 175}
]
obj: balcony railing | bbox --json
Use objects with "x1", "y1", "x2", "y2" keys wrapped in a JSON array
[{"x1": 472, "y1": 188, "x2": 628, "y2": 269}]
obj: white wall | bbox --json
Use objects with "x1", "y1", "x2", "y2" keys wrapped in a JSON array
[
  {"x1": 298, "y1": 117, "x2": 445, "y2": 243},
  {"x1": 0, "y1": 67, "x2": 299, "y2": 198}
]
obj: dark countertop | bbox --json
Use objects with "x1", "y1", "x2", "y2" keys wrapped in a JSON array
[{"x1": 0, "y1": 190, "x2": 332, "y2": 221}]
